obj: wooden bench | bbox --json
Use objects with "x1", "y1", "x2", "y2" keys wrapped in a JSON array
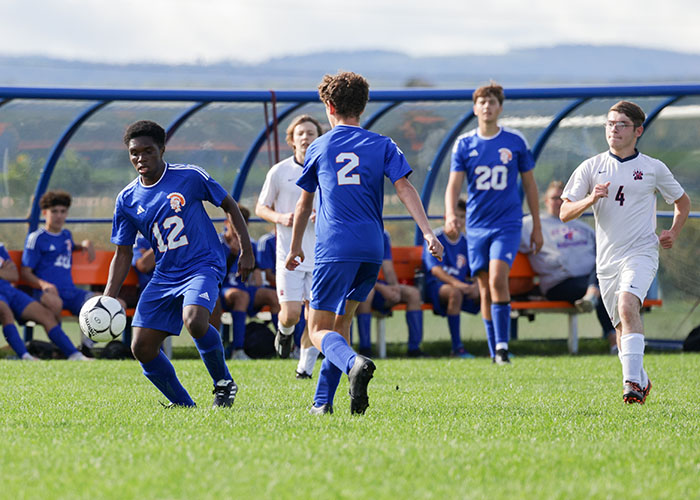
[{"x1": 372, "y1": 246, "x2": 662, "y2": 356}]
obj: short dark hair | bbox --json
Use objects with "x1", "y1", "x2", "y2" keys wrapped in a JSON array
[
  {"x1": 238, "y1": 204, "x2": 250, "y2": 224},
  {"x1": 609, "y1": 101, "x2": 646, "y2": 128},
  {"x1": 40, "y1": 190, "x2": 71, "y2": 210},
  {"x1": 285, "y1": 115, "x2": 324, "y2": 148},
  {"x1": 457, "y1": 198, "x2": 467, "y2": 212},
  {"x1": 318, "y1": 71, "x2": 369, "y2": 119},
  {"x1": 123, "y1": 120, "x2": 166, "y2": 149},
  {"x1": 473, "y1": 82, "x2": 505, "y2": 105}
]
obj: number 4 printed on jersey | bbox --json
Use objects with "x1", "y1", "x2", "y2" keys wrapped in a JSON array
[
  {"x1": 614, "y1": 186, "x2": 625, "y2": 206},
  {"x1": 152, "y1": 216, "x2": 189, "y2": 252}
]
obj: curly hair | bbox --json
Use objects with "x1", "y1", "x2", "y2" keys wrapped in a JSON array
[
  {"x1": 285, "y1": 114, "x2": 324, "y2": 148},
  {"x1": 473, "y1": 82, "x2": 505, "y2": 105},
  {"x1": 317, "y1": 71, "x2": 369, "y2": 119},
  {"x1": 123, "y1": 120, "x2": 166, "y2": 149},
  {"x1": 39, "y1": 190, "x2": 72, "y2": 209}
]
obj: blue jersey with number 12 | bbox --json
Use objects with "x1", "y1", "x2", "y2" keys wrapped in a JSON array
[
  {"x1": 298, "y1": 125, "x2": 412, "y2": 265},
  {"x1": 111, "y1": 163, "x2": 228, "y2": 281},
  {"x1": 451, "y1": 126, "x2": 534, "y2": 230}
]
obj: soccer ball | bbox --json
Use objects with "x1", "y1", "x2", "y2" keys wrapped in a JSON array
[{"x1": 79, "y1": 295, "x2": 127, "y2": 342}]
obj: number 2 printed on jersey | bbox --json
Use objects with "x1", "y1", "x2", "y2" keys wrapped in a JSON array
[
  {"x1": 152, "y1": 215, "x2": 189, "y2": 252},
  {"x1": 474, "y1": 165, "x2": 508, "y2": 190}
]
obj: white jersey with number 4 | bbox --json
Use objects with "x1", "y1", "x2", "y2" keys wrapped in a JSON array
[
  {"x1": 562, "y1": 151, "x2": 684, "y2": 278},
  {"x1": 258, "y1": 156, "x2": 316, "y2": 273}
]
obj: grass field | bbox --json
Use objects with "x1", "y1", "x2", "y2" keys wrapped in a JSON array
[{"x1": 2, "y1": 350, "x2": 700, "y2": 500}]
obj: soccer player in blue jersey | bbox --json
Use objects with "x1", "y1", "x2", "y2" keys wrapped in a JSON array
[
  {"x1": 131, "y1": 233, "x2": 154, "y2": 291},
  {"x1": 256, "y1": 230, "x2": 277, "y2": 289},
  {"x1": 445, "y1": 83, "x2": 543, "y2": 364},
  {"x1": 422, "y1": 199, "x2": 480, "y2": 358},
  {"x1": 285, "y1": 71, "x2": 443, "y2": 415},
  {"x1": 355, "y1": 229, "x2": 425, "y2": 357},
  {"x1": 104, "y1": 120, "x2": 255, "y2": 408}
]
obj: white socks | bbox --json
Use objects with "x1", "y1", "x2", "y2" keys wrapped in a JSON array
[
  {"x1": 279, "y1": 324, "x2": 295, "y2": 336},
  {"x1": 620, "y1": 333, "x2": 645, "y2": 385},
  {"x1": 297, "y1": 346, "x2": 320, "y2": 375}
]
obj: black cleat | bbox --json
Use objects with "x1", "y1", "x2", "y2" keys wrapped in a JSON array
[
  {"x1": 309, "y1": 403, "x2": 333, "y2": 415},
  {"x1": 212, "y1": 379, "x2": 238, "y2": 408},
  {"x1": 295, "y1": 369, "x2": 312, "y2": 380},
  {"x1": 623, "y1": 380, "x2": 645, "y2": 404},
  {"x1": 274, "y1": 330, "x2": 293, "y2": 359},
  {"x1": 641, "y1": 378, "x2": 652, "y2": 404},
  {"x1": 494, "y1": 348, "x2": 511, "y2": 365},
  {"x1": 348, "y1": 355, "x2": 376, "y2": 415}
]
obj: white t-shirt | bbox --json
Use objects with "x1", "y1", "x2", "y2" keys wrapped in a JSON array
[
  {"x1": 257, "y1": 156, "x2": 315, "y2": 272},
  {"x1": 562, "y1": 151, "x2": 685, "y2": 278}
]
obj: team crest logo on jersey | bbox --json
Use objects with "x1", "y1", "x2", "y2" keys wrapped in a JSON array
[
  {"x1": 498, "y1": 148, "x2": 513, "y2": 164},
  {"x1": 457, "y1": 254, "x2": 467, "y2": 269},
  {"x1": 167, "y1": 192, "x2": 186, "y2": 213},
  {"x1": 632, "y1": 169, "x2": 644, "y2": 180}
]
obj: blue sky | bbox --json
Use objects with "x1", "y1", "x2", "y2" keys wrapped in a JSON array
[{"x1": 1, "y1": 0, "x2": 698, "y2": 64}]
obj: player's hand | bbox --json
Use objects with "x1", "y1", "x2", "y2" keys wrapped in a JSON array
[
  {"x1": 82, "y1": 239, "x2": 96, "y2": 262},
  {"x1": 278, "y1": 212, "x2": 294, "y2": 227},
  {"x1": 425, "y1": 234, "x2": 443, "y2": 262},
  {"x1": 530, "y1": 226, "x2": 544, "y2": 254},
  {"x1": 592, "y1": 182, "x2": 611, "y2": 202},
  {"x1": 310, "y1": 209, "x2": 317, "y2": 223},
  {"x1": 41, "y1": 282, "x2": 58, "y2": 294},
  {"x1": 237, "y1": 250, "x2": 255, "y2": 282},
  {"x1": 659, "y1": 229, "x2": 677, "y2": 249},
  {"x1": 444, "y1": 215, "x2": 459, "y2": 239},
  {"x1": 285, "y1": 249, "x2": 304, "y2": 270}
]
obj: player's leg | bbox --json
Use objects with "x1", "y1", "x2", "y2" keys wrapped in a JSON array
[
  {"x1": 222, "y1": 287, "x2": 250, "y2": 359},
  {"x1": 297, "y1": 293, "x2": 319, "y2": 378},
  {"x1": 356, "y1": 288, "x2": 375, "y2": 356},
  {"x1": 36, "y1": 288, "x2": 63, "y2": 323},
  {"x1": 488, "y1": 228, "x2": 519, "y2": 364},
  {"x1": 275, "y1": 268, "x2": 305, "y2": 359},
  {"x1": 401, "y1": 284, "x2": 424, "y2": 356},
  {"x1": 252, "y1": 286, "x2": 280, "y2": 329},
  {"x1": 63, "y1": 288, "x2": 98, "y2": 356},
  {"x1": 20, "y1": 299, "x2": 84, "y2": 360},
  {"x1": 438, "y1": 283, "x2": 470, "y2": 357},
  {"x1": 0, "y1": 295, "x2": 35, "y2": 360}
]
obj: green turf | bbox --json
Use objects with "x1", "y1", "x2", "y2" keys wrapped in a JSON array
[{"x1": 1, "y1": 353, "x2": 699, "y2": 500}]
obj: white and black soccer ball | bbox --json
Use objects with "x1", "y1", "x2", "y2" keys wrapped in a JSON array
[{"x1": 79, "y1": 295, "x2": 127, "y2": 342}]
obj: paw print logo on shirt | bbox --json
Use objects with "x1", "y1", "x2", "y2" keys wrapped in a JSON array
[{"x1": 632, "y1": 169, "x2": 644, "y2": 181}]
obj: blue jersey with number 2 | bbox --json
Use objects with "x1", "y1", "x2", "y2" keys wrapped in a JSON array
[
  {"x1": 451, "y1": 126, "x2": 534, "y2": 229},
  {"x1": 297, "y1": 124, "x2": 412, "y2": 265},
  {"x1": 111, "y1": 163, "x2": 228, "y2": 281}
]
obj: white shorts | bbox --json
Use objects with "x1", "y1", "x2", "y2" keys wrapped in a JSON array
[
  {"x1": 598, "y1": 254, "x2": 657, "y2": 328},
  {"x1": 275, "y1": 264, "x2": 312, "y2": 303}
]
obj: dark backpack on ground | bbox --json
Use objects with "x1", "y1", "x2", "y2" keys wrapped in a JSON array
[
  {"x1": 683, "y1": 325, "x2": 700, "y2": 352},
  {"x1": 26, "y1": 340, "x2": 65, "y2": 360},
  {"x1": 101, "y1": 340, "x2": 134, "y2": 360},
  {"x1": 244, "y1": 321, "x2": 276, "y2": 359}
]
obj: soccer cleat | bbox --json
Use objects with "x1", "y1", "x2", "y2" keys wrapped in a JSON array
[
  {"x1": 21, "y1": 352, "x2": 39, "y2": 361},
  {"x1": 623, "y1": 380, "x2": 645, "y2": 404},
  {"x1": 212, "y1": 379, "x2": 238, "y2": 408},
  {"x1": 309, "y1": 403, "x2": 333, "y2": 415},
  {"x1": 274, "y1": 330, "x2": 293, "y2": 359},
  {"x1": 641, "y1": 378, "x2": 652, "y2": 404},
  {"x1": 348, "y1": 355, "x2": 376, "y2": 415},
  {"x1": 230, "y1": 349, "x2": 251, "y2": 361},
  {"x1": 160, "y1": 401, "x2": 196, "y2": 409},
  {"x1": 295, "y1": 369, "x2": 312, "y2": 380},
  {"x1": 451, "y1": 347, "x2": 475, "y2": 359},
  {"x1": 494, "y1": 348, "x2": 511, "y2": 365}
]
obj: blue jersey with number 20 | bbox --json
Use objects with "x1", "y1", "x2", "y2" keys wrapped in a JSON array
[
  {"x1": 297, "y1": 125, "x2": 412, "y2": 265},
  {"x1": 111, "y1": 163, "x2": 228, "y2": 281}
]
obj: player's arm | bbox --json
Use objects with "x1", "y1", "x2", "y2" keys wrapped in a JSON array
[
  {"x1": 220, "y1": 195, "x2": 254, "y2": 282},
  {"x1": 20, "y1": 266, "x2": 57, "y2": 293},
  {"x1": 285, "y1": 189, "x2": 314, "y2": 270},
  {"x1": 560, "y1": 182, "x2": 611, "y2": 223},
  {"x1": 255, "y1": 202, "x2": 293, "y2": 227},
  {"x1": 134, "y1": 248, "x2": 155, "y2": 274},
  {"x1": 394, "y1": 176, "x2": 443, "y2": 261},
  {"x1": 659, "y1": 193, "x2": 691, "y2": 249},
  {"x1": 0, "y1": 258, "x2": 19, "y2": 283},
  {"x1": 74, "y1": 239, "x2": 96, "y2": 262},
  {"x1": 521, "y1": 170, "x2": 543, "y2": 254},
  {"x1": 444, "y1": 171, "x2": 465, "y2": 238},
  {"x1": 104, "y1": 245, "x2": 133, "y2": 298}
]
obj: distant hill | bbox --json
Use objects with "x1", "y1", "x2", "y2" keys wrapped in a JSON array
[{"x1": 1, "y1": 45, "x2": 699, "y2": 89}]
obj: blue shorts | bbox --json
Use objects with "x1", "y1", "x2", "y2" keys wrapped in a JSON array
[
  {"x1": 424, "y1": 281, "x2": 480, "y2": 317},
  {"x1": 1, "y1": 286, "x2": 36, "y2": 320},
  {"x1": 467, "y1": 225, "x2": 521, "y2": 275},
  {"x1": 311, "y1": 261, "x2": 381, "y2": 316},
  {"x1": 34, "y1": 286, "x2": 93, "y2": 315},
  {"x1": 220, "y1": 284, "x2": 261, "y2": 317},
  {"x1": 134, "y1": 269, "x2": 221, "y2": 335}
]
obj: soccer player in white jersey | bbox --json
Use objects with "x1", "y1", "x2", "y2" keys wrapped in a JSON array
[
  {"x1": 286, "y1": 71, "x2": 443, "y2": 415},
  {"x1": 104, "y1": 120, "x2": 255, "y2": 408},
  {"x1": 560, "y1": 100, "x2": 690, "y2": 404},
  {"x1": 256, "y1": 115, "x2": 323, "y2": 378},
  {"x1": 445, "y1": 82, "x2": 543, "y2": 364}
]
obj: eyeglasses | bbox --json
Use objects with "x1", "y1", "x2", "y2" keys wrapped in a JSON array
[{"x1": 605, "y1": 120, "x2": 635, "y2": 130}]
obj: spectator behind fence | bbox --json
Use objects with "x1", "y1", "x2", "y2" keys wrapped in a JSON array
[
  {"x1": 422, "y1": 199, "x2": 480, "y2": 359},
  {"x1": 520, "y1": 180, "x2": 616, "y2": 351}
]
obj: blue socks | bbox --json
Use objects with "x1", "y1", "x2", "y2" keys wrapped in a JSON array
[
  {"x1": 492, "y1": 302, "x2": 511, "y2": 347},
  {"x1": 194, "y1": 324, "x2": 232, "y2": 383},
  {"x1": 447, "y1": 314, "x2": 462, "y2": 352},
  {"x1": 483, "y1": 319, "x2": 496, "y2": 358},
  {"x1": 357, "y1": 313, "x2": 372, "y2": 350},
  {"x1": 293, "y1": 315, "x2": 306, "y2": 347},
  {"x1": 141, "y1": 351, "x2": 195, "y2": 406},
  {"x1": 47, "y1": 325, "x2": 78, "y2": 357},
  {"x1": 313, "y1": 357, "x2": 342, "y2": 406},
  {"x1": 271, "y1": 313, "x2": 278, "y2": 331},
  {"x1": 232, "y1": 311, "x2": 247, "y2": 350},
  {"x1": 321, "y1": 331, "x2": 357, "y2": 375},
  {"x1": 3, "y1": 323, "x2": 28, "y2": 357},
  {"x1": 406, "y1": 310, "x2": 423, "y2": 351}
]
